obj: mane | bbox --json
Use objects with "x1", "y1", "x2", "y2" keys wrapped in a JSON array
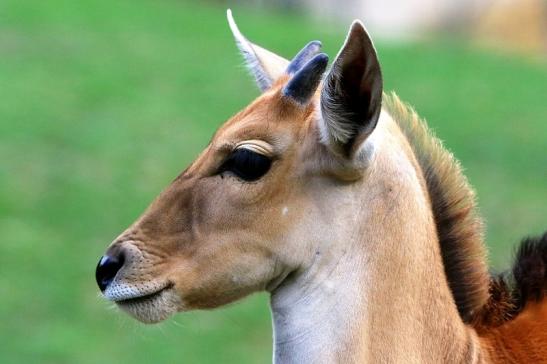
[{"x1": 383, "y1": 92, "x2": 490, "y2": 323}]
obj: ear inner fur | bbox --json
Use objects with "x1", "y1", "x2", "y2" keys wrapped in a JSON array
[{"x1": 320, "y1": 21, "x2": 383, "y2": 158}]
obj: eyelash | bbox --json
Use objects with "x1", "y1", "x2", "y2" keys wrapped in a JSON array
[{"x1": 218, "y1": 148, "x2": 272, "y2": 182}]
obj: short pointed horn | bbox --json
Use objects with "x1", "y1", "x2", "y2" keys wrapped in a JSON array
[
  {"x1": 283, "y1": 53, "x2": 329, "y2": 105},
  {"x1": 286, "y1": 41, "x2": 322, "y2": 75}
]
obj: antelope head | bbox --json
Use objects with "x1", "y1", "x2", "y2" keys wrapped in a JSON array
[{"x1": 96, "y1": 10, "x2": 382, "y2": 324}]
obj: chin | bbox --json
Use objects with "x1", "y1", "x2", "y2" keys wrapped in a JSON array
[{"x1": 116, "y1": 288, "x2": 180, "y2": 324}]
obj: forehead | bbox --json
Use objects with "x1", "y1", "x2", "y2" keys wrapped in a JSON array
[{"x1": 212, "y1": 86, "x2": 316, "y2": 150}]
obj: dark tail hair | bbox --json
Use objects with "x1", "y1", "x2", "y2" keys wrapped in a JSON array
[
  {"x1": 473, "y1": 232, "x2": 547, "y2": 329},
  {"x1": 512, "y1": 232, "x2": 547, "y2": 306}
]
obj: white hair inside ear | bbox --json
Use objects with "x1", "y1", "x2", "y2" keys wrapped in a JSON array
[
  {"x1": 227, "y1": 9, "x2": 289, "y2": 91},
  {"x1": 319, "y1": 20, "x2": 383, "y2": 159}
]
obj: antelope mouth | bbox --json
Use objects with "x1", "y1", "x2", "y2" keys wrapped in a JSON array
[
  {"x1": 112, "y1": 283, "x2": 179, "y2": 324},
  {"x1": 115, "y1": 284, "x2": 172, "y2": 305}
]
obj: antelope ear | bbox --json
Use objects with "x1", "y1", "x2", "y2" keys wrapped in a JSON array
[
  {"x1": 319, "y1": 21, "x2": 383, "y2": 158},
  {"x1": 227, "y1": 9, "x2": 289, "y2": 91}
]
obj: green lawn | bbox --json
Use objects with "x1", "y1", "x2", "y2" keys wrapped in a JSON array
[{"x1": 0, "y1": 0, "x2": 545, "y2": 363}]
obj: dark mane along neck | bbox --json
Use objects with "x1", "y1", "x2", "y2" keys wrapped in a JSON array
[{"x1": 384, "y1": 93, "x2": 490, "y2": 322}]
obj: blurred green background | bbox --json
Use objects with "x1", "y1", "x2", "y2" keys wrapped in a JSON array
[{"x1": 0, "y1": 0, "x2": 545, "y2": 363}]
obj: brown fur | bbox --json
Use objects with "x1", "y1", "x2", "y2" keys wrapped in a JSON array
[
  {"x1": 474, "y1": 233, "x2": 547, "y2": 330},
  {"x1": 479, "y1": 301, "x2": 547, "y2": 363},
  {"x1": 476, "y1": 233, "x2": 547, "y2": 363}
]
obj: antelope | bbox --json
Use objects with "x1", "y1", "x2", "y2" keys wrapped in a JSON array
[{"x1": 95, "y1": 10, "x2": 547, "y2": 363}]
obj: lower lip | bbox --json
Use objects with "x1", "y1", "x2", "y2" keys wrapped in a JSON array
[
  {"x1": 115, "y1": 283, "x2": 173, "y2": 306},
  {"x1": 116, "y1": 291, "x2": 163, "y2": 306}
]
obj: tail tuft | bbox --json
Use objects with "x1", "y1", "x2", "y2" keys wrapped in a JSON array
[
  {"x1": 472, "y1": 232, "x2": 547, "y2": 330},
  {"x1": 513, "y1": 232, "x2": 547, "y2": 306}
]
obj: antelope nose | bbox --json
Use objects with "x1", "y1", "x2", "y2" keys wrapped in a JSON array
[{"x1": 95, "y1": 254, "x2": 125, "y2": 292}]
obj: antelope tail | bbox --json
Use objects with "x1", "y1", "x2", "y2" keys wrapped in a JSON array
[{"x1": 472, "y1": 232, "x2": 547, "y2": 363}]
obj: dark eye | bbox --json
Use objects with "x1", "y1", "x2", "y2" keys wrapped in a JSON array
[{"x1": 218, "y1": 148, "x2": 272, "y2": 182}]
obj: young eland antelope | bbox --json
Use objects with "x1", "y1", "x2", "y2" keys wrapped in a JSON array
[{"x1": 96, "y1": 10, "x2": 547, "y2": 363}]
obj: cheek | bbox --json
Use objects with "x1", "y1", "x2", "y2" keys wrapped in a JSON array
[
  {"x1": 167, "y1": 175, "x2": 309, "y2": 308},
  {"x1": 171, "y1": 243, "x2": 278, "y2": 309},
  {"x1": 196, "y1": 176, "x2": 314, "y2": 257},
  {"x1": 194, "y1": 176, "x2": 285, "y2": 233}
]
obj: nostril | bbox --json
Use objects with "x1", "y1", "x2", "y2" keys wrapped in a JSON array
[{"x1": 95, "y1": 254, "x2": 125, "y2": 292}]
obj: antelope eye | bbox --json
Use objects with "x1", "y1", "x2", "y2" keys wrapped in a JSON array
[{"x1": 219, "y1": 148, "x2": 272, "y2": 182}]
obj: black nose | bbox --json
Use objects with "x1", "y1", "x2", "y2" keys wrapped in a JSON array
[{"x1": 95, "y1": 254, "x2": 125, "y2": 292}]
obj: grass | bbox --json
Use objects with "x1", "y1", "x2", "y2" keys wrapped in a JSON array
[{"x1": 0, "y1": 0, "x2": 545, "y2": 363}]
